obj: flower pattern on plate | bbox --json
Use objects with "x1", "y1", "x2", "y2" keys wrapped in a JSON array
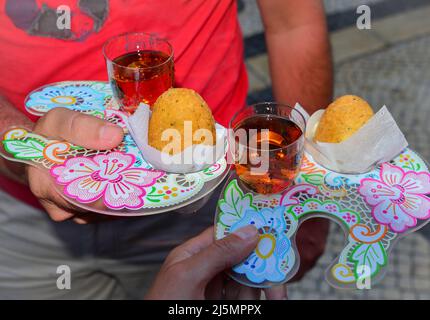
[
  {"x1": 359, "y1": 163, "x2": 430, "y2": 232},
  {"x1": 51, "y1": 152, "x2": 164, "y2": 210},
  {"x1": 230, "y1": 206, "x2": 291, "y2": 284},
  {"x1": 26, "y1": 85, "x2": 108, "y2": 113}
]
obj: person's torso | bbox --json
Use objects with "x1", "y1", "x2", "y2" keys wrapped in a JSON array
[
  {"x1": 0, "y1": 0, "x2": 247, "y2": 124},
  {"x1": 0, "y1": 0, "x2": 248, "y2": 207}
]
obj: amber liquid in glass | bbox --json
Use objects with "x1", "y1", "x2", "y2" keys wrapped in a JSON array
[
  {"x1": 234, "y1": 115, "x2": 303, "y2": 194},
  {"x1": 110, "y1": 50, "x2": 174, "y2": 113}
]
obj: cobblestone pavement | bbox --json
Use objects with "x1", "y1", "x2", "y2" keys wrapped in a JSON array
[
  {"x1": 324, "y1": 0, "x2": 385, "y2": 13},
  {"x1": 240, "y1": 0, "x2": 430, "y2": 299},
  {"x1": 239, "y1": 0, "x2": 386, "y2": 36}
]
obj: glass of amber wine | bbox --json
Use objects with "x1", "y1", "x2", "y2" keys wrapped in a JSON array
[
  {"x1": 229, "y1": 102, "x2": 306, "y2": 195},
  {"x1": 103, "y1": 32, "x2": 174, "y2": 114}
]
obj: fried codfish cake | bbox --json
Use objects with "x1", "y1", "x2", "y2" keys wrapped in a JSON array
[
  {"x1": 148, "y1": 88, "x2": 216, "y2": 154},
  {"x1": 314, "y1": 95, "x2": 374, "y2": 143}
]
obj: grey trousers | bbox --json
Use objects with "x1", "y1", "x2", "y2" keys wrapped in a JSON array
[{"x1": 0, "y1": 185, "x2": 221, "y2": 299}]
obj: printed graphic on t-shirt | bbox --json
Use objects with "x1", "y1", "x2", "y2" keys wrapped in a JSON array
[{"x1": 5, "y1": 0, "x2": 109, "y2": 41}]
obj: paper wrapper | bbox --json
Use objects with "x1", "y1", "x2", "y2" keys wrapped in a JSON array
[
  {"x1": 297, "y1": 104, "x2": 408, "y2": 174},
  {"x1": 128, "y1": 104, "x2": 227, "y2": 174}
]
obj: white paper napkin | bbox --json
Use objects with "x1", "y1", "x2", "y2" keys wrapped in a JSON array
[{"x1": 128, "y1": 104, "x2": 227, "y2": 174}]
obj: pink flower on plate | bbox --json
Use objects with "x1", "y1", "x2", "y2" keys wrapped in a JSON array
[
  {"x1": 359, "y1": 163, "x2": 430, "y2": 233},
  {"x1": 51, "y1": 152, "x2": 165, "y2": 210}
]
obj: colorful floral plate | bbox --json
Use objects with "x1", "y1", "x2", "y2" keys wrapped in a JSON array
[
  {"x1": 1, "y1": 81, "x2": 229, "y2": 216},
  {"x1": 215, "y1": 150, "x2": 430, "y2": 288}
]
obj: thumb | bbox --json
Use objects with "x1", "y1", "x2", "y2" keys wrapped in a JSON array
[
  {"x1": 186, "y1": 225, "x2": 259, "y2": 284},
  {"x1": 35, "y1": 108, "x2": 124, "y2": 150}
]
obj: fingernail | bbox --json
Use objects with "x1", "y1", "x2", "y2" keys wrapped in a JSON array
[
  {"x1": 99, "y1": 124, "x2": 121, "y2": 143},
  {"x1": 233, "y1": 225, "x2": 258, "y2": 240}
]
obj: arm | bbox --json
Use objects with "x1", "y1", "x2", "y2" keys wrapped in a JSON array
[
  {"x1": 0, "y1": 95, "x2": 34, "y2": 184},
  {"x1": 257, "y1": 0, "x2": 333, "y2": 113}
]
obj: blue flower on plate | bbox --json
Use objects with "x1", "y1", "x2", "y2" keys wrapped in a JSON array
[
  {"x1": 230, "y1": 206, "x2": 291, "y2": 284},
  {"x1": 26, "y1": 85, "x2": 107, "y2": 113}
]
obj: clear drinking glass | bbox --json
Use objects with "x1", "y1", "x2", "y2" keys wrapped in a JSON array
[
  {"x1": 103, "y1": 32, "x2": 174, "y2": 114},
  {"x1": 229, "y1": 102, "x2": 306, "y2": 194}
]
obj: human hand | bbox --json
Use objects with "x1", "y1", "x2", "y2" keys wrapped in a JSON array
[
  {"x1": 145, "y1": 226, "x2": 288, "y2": 300},
  {"x1": 27, "y1": 108, "x2": 124, "y2": 224}
]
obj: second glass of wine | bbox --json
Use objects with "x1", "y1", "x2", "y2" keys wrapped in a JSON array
[
  {"x1": 103, "y1": 32, "x2": 174, "y2": 114},
  {"x1": 229, "y1": 102, "x2": 306, "y2": 195}
]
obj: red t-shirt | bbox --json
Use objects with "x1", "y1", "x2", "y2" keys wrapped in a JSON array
[{"x1": 0, "y1": 0, "x2": 248, "y2": 207}]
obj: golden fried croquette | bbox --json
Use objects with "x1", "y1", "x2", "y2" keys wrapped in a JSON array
[
  {"x1": 314, "y1": 95, "x2": 374, "y2": 143},
  {"x1": 148, "y1": 88, "x2": 216, "y2": 154}
]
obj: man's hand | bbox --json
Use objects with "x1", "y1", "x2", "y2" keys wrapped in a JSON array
[
  {"x1": 258, "y1": 0, "x2": 333, "y2": 113},
  {"x1": 146, "y1": 226, "x2": 288, "y2": 300},
  {"x1": 27, "y1": 108, "x2": 124, "y2": 224}
]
